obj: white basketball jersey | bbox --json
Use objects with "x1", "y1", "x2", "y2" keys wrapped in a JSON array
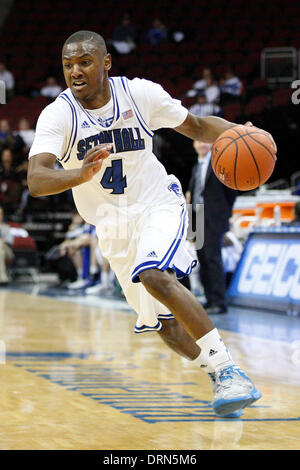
[{"x1": 29, "y1": 77, "x2": 188, "y2": 226}]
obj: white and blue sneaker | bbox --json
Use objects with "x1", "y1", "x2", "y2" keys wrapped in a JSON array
[
  {"x1": 209, "y1": 373, "x2": 243, "y2": 418},
  {"x1": 211, "y1": 366, "x2": 262, "y2": 417}
]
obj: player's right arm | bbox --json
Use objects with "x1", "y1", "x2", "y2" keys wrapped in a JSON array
[
  {"x1": 27, "y1": 100, "x2": 112, "y2": 197},
  {"x1": 27, "y1": 144, "x2": 112, "y2": 197}
]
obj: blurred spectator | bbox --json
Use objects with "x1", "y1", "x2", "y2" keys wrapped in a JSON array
[
  {"x1": 186, "y1": 68, "x2": 213, "y2": 97},
  {"x1": 0, "y1": 119, "x2": 25, "y2": 154},
  {"x1": 187, "y1": 69, "x2": 220, "y2": 103},
  {"x1": 220, "y1": 68, "x2": 243, "y2": 105},
  {"x1": 189, "y1": 92, "x2": 222, "y2": 117},
  {"x1": 111, "y1": 14, "x2": 136, "y2": 54},
  {"x1": 48, "y1": 213, "x2": 116, "y2": 293},
  {"x1": 46, "y1": 214, "x2": 86, "y2": 286},
  {"x1": 57, "y1": 218, "x2": 99, "y2": 289},
  {"x1": 86, "y1": 255, "x2": 115, "y2": 296},
  {"x1": 40, "y1": 77, "x2": 62, "y2": 99},
  {"x1": 0, "y1": 119, "x2": 10, "y2": 140},
  {"x1": 186, "y1": 141, "x2": 237, "y2": 314},
  {"x1": 0, "y1": 148, "x2": 18, "y2": 179},
  {"x1": 14, "y1": 118, "x2": 35, "y2": 151},
  {"x1": 204, "y1": 76, "x2": 220, "y2": 104},
  {"x1": 0, "y1": 205, "x2": 13, "y2": 285},
  {"x1": 0, "y1": 148, "x2": 22, "y2": 213},
  {"x1": 16, "y1": 175, "x2": 30, "y2": 219},
  {"x1": 146, "y1": 18, "x2": 168, "y2": 46},
  {"x1": 0, "y1": 63, "x2": 15, "y2": 100}
]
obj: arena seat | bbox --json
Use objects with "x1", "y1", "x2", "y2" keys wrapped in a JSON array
[
  {"x1": 0, "y1": 0, "x2": 297, "y2": 200},
  {"x1": 256, "y1": 202, "x2": 295, "y2": 220},
  {"x1": 201, "y1": 53, "x2": 222, "y2": 67},
  {"x1": 6, "y1": 222, "x2": 39, "y2": 281},
  {"x1": 234, "y1": 63, "x2": 254, "y2": 78},
  {"x1": 272, "y1": 89, "x2": 293, "y2": 107},
  {"x1": 223, "y1": 103, "x2": 242, "y2": 122},
  {"x1": 244, "y1": 95, "x2": 268, "y2": 116}
]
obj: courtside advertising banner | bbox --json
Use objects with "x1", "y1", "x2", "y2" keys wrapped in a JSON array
[{"x1": 228, "y1": 228, "x2": 300, "y2": 314}]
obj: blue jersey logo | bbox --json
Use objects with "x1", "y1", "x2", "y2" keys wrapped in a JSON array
[{"x1": 168, "y1": 182, "x2": 183, "y2": 197}]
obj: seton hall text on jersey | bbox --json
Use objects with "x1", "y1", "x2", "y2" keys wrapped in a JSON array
[{"x1": 76, "y1": 127, "x2": 145, "y2": 159}]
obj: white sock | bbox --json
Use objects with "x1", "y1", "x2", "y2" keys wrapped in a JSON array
[
  {"x1": 196, "y1": 328, "x2": 234, "y2": 373},
  {"x1": 192, "y1": 350, "x2": 215, "y2": 375}
]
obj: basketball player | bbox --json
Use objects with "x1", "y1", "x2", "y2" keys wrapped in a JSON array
[{"x1": 27, "y1": 31, "x2": 271, "y2": 418}]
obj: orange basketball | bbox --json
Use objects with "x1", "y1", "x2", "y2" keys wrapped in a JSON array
[{"x1": 211, "y1": 125, "x2": 277, "y2": 190}]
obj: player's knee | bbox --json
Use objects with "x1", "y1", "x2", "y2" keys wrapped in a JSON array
[{"x1": 139, "y1": 268, "x2": 176, "y2": 298}]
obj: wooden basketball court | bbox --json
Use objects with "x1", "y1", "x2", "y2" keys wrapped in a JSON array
[{"x1": 0, "y1": 288, "x2": 299, "y2": 450}]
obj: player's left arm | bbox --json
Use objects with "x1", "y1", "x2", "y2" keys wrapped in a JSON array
[
  {"x1": 174, "y1": 112, "x2": 277, "y2": 152},
  {"x1": 174, "y1": 112, "x2": 236, "y2": 143}
]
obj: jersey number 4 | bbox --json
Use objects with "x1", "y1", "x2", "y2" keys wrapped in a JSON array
[{"x1": 100, "y1": 159, "x2": 127, "y2": 194}]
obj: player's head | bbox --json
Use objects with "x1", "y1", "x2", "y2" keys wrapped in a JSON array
[{"x1": 62, "y1": 30, "x2": 112, "y2": 104}]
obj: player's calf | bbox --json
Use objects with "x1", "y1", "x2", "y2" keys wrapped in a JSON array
[{"x1": 158, "y1": 318, "x2": 201, "y2": 360}]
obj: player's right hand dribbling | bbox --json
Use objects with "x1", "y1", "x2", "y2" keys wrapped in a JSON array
[{"x1": 80, "y1": 144, "x2": 113, "y2": 182}]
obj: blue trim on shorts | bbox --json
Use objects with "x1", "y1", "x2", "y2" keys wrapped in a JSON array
[
  {"x1": 131, "y1": 207, "x2": 187, "y2": 283},
  {"x1": 157, "y1": 313, "x2": 175, "y2": 320},
  {"x1": 158, "y1": 207, "x2": 186, "y2": 270},
  {"x1": 134, "y1": 321, "x2": 162, "y2": 334},
  {"x1": 175, "y1": 259, "x2": 198, "y2": 279},
  {"x1": 131, "y1": 260, "x2": 160, "y2": 282}
]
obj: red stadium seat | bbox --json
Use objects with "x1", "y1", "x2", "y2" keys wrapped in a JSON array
[
  {"x1": 7, "y1": 222, "x2": 38, "y2": 279},
  {"x1": 166, "y1": 65, "x2": 185, "y2": 80},
  {"x1": 223, "y1": 52, "x2": 244, "y2": 64},
  {"x1": 250, "y1": 79, "x2": 269, "y2": 97},
  {"x1": 214, "y1": 64, "x2": 229, "y2": 78},
  {"x1": 223, "y1": 102, "x2": 242, "y2": 122},
  {"x1": 204, "y1": 41, "x2": 222, "y2": 53},
  {"x1": 247, "y1": 52, "x2": 261, "y2": 65},
  {"x1": 272, "y1": 89, "x2": 293, "y2": 107},
  {"x1": 158, "y1": 43, "x2": 176, "y2": 54},
  {"x1": 201, "y1": 53, "x2": 222, "y2": 66},
  {"x1": 245, "y1": 95, "x2": 268, "y2": 116},
  {"x1": 234, "y1": 63, "x2": 254, "y2": 78},
  {"x1": 223, "y1": 40, "x2": 242, "y2": 52},
  {"x1": 162, "y1": 54, "x2": 180, "y2": 66},
  {"x1": 145, "y1": 65, "x2": 165, "y2": 79}
]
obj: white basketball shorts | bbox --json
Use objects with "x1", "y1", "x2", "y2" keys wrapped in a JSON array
[{"x1": 96, "y1": 176, "x2": 197, "y2": 333}]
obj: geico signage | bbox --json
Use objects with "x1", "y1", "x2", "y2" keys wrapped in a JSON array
[{"x1": 237, "y1": 241, "x2": 300, "y2": 299}]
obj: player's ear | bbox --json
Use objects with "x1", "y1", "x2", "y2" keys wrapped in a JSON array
[{"x1": 103, "y1": 53, "x2": 112, "y2": 71}]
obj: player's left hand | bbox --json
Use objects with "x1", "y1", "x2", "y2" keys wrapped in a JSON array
[{"x1": 244, "y1": 121, "x2": 277, "y2": 155}]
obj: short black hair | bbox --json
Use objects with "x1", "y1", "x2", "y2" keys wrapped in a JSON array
[{"x1": 63, "y1": 30, "x2": 107, "y2": 54}]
